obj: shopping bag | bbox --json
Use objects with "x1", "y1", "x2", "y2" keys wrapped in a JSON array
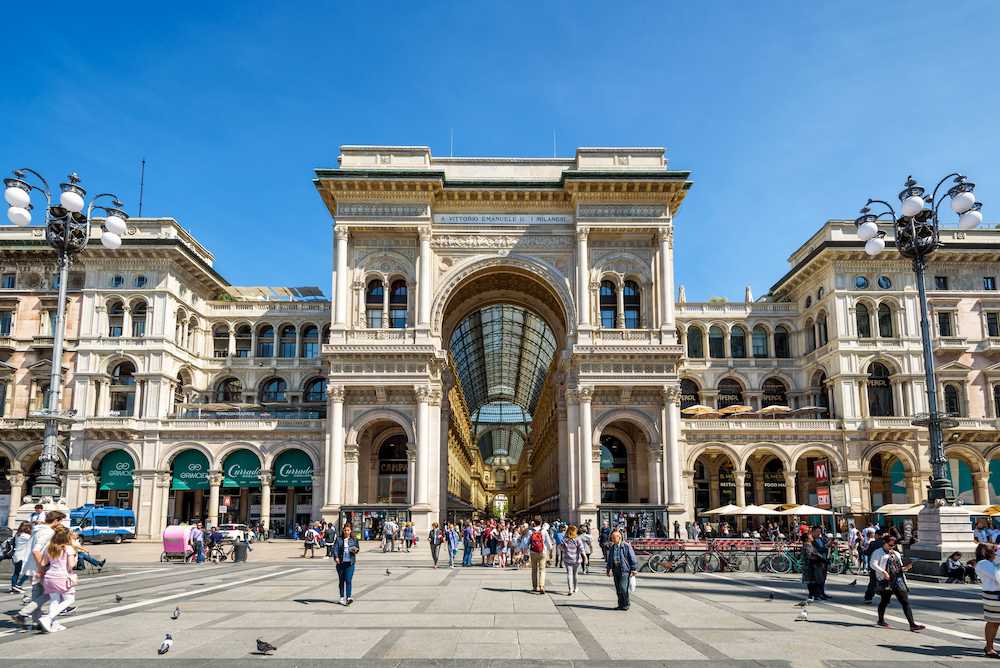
[{"x1": 628, "y1": 573, "x2": 637, "y2": 593}]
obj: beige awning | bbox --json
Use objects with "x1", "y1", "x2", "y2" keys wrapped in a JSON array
[{"x1": 700, "y1": 504, "x2": 742, "y2": 516}]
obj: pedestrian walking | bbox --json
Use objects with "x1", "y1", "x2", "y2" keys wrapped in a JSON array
[
  {"x1": 8, "y1": 522, "x2": 32, "y2": 593},
  {"x1": 605, "y1": 529, "x2": 638, "y2": 610},
  {"x1": 553, "y1": 523, "x2": 565, "y2": 568},
  {"x1": 428, "y1": 522, "x2": 443, "y2": 568},
  {"x1": 446, "y1": 523, "x2": 459, "y2": 568},
  {"x1": 190, "y1": 522, "x2": 205, "y2": 564},
  {"x1": 14, "y1": 510, "x2": 65, "y2": 629},
  {"x1": 673, "y1": 520, "x2": 681, "y2": 540},
  {"x1": 324, "y1": 523, "x2": 337, "y2": 558},
  {"x1": 37, "y1": 526, "x2": 77, "y2": 633},
  {"x1": 462, "y1": 521, "x2": 475, "y2": 567},
  {"x1": 812, "y1": 526, "x2": 832, "y2": 599},
  {"x1": 800, "y1": 532, "x2": 824, "y2": 600},
  {"x1": 303, "y1": 525, "x2": 319, "y2": 558},
  {"x1": 870, "y1": 533, "x2": 924, "y2": 632},
  {"x1": 528, "y1": 520, "x2": 548, "y2": 593},
  {"x1": 560, "y1": 525, "x2": 584, "y2": 595},
  {"x1": 976, "y1": 542, "x2": 1000, "y2": 657},
  {"x1": 403, "y1": 522, "x2": 414, "y2": 551},
  {"x1": 579, "y1": 524, "x2": 593, "y2": 574},
  {"x1": 333, "y1": 524, "x2": 360, "y2": 606},
  {"x1": 864, "y1": 528, "x2": 893, "y2": 603}
]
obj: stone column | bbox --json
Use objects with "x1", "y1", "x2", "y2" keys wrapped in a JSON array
[
  {"x1": 415, "y1": 386, "x2": 431, "y2": 507},
  {"x1": 558, "y1": 397, "x2": 575, "y2": 520},
  {"x1": 407, "y1": 451, "x2": 416, "y2": 506},
  {"x1": 207, "y1": 471, "x2": 223, "y2": 528},
  {"x1": 418, "y1": 226, "x2": 432, "y2": 328},
  {"x1": 6, "y1": 472, "x2": 25, "y2": 529},
  {"x1": 578, "y1": 387, "x2": 595, "y2": 509},
  {"x1": 576, "y1": 229, "x2": 591, "y2": 328},
  {"x1": 344, "y1": 445, "x2": 359, "y2": 505},
  {"x1": 662, "y1": 386, "x2": 684, "y2": 506},
  {"x1": 259, "y1": 472, "x2": 272, "y2": 534},
  {"x1": 734, "y1": 471, "x2": 747, "y2": 507},
  {"x1": 566, "y1": 391, "x2": 581, "y2": 512},
  {"x1": 615, "y1": 279, "x2": 625, "y2": 329},
  {"x1": 784, "y1": 471, "x2": 797, "y2": 504},
  {"x1": 133, "y1": 381, "x2": 143, "y2": 418},
  {"x1": 381, "y1": 273, "x2": 390, "y2": 329},
  {"x1": 122, "y1": 307, "x2": 132, "y2": 339},
  {"x1": 227, "y1": 326, "x2": 236, "y2": 356},
  {"x1": 334, "y1": 227, "x2": 349, "y2": 327},
  {"x1": 647, "y1": 446, "x2": 663, "y2": 505},
  {"x1": 327, "y1": 385, "x2": 344, "y2": 509},
  {"x1": 658, "y1": 227, "x2": 675, "y2": 331}
]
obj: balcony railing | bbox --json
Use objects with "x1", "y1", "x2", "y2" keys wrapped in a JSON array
[
  {"x1": 934, "y1": 336, "x2": 969, "y2": 351},
  {"x1": 163, "y1": 418, "x2": 323, "y2": 431},
  {"x1": 173, "y1": 407, "x2": 325, "y2": 420},
  {"x1": 592, "y1": 329, "x2": 661, "y2": 343},
  {"x1": 344, "y1": 329, "x2": 418, "y2": 344},
  {"x1": 682, "y1": 419, "x2": 840, "y2": 431}
]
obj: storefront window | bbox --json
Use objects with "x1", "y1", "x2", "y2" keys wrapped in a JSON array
[
  {"x1": 599, "y1": 435, "x2": 629, "y2": 503},
  {"x1": 679, "y1": 378, "x2": 700, "y2": 409},
  {"x1": 867, "y1": 363, "x2": 894, "y2": 416},
  {"x1": 377, "y1": 437, "x2": 408, "y2": 504},
  {"x1": 717, "y1": 379, "x2": 743, "y2": 409}
]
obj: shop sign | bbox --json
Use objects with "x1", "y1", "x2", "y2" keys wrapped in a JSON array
[
  {"x1": 99, "y1": 450, "x2": 135, "y2": 491},
  {"x1": 719, "y1": 470, "x2": 736, "y2": 488},
  {"x1": 831, "y1": 483, "x2": 849, "y2": 508},
  {"x1": 171, "y1": 450, "x2": 210, "y2": 491},
  {"x1": 222, "y1": 449, "x2": 261, "y2": 488},
  {"x1": 219, "y1": 505, "x2": 228, "y2": 514},
  {"x1": 814, "y1": 459, "x2": 830, "y2": 483},
  {"x1": 816, "y1": 485, "x2": 831, "y2": 508},
  {"x1": 379, "y1": 461, "x2": 407, "y2": 475},
  {"x1": 763, "y1": 471, "x2": 786, "y2": 488},
  {"x1": 273, "y1": 450, "x2": 314, "y2": 487},
  {"x1": 294, "y1": 504, "x2": 311, "y2": 513},
  {"x1": 271, "y1": 504, "x2": 287, "y2": 515}
]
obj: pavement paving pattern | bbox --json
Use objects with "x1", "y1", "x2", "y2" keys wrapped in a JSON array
[{"x1": 0, "y1": 543, "x2": 994, "y2": 666}]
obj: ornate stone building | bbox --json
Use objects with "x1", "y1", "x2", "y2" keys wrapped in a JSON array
[{"x1": 2, "y1": 145, "x2": 999, "y2": 539}]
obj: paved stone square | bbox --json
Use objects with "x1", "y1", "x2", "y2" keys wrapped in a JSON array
[{"x1": 0, "y1": 542, "x2": 993, "y2": 666}]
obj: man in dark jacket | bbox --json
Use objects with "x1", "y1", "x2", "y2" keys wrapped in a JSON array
[
  {"x1": 324, "y1": 523, "x2": 338, "y2": 558},
  {"x1": 599, "y1": 521, "x2": 612, "y2": 559},
  {"x1": 605, "y1": 530, "x2": 638, "y2": 610}
]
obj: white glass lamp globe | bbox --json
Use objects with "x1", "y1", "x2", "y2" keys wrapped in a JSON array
[
  {"x1": 59, "y1": 189, "x2": 85, "y2": 213},
  {"x1": 857, "y1": 221, "x2": 879, "y2": 241},
  {"x1": 100, "y1": 231, "x2": 122, "y2": 249},
  {"x1": 4, "y1": 186, "x2": 30, "y2": 208},
  {"x1": 901, "y1": 195, "x2": 924, "y2": 218},
  {"x1": 105, "y1": 214, "x2": 127, "y2": 236},
  {"x1": 959, "y1": 209, "x2": 983, "y2": 230},
  {"x1": 951, "y1": 190, "x2": 976, "y2": 214},
  {"x1": 7, "y1": 206, "x2": 31, "y2": 226},
  {"x1": 864, "y1": 237, "x2": 885, "y2": 256}
]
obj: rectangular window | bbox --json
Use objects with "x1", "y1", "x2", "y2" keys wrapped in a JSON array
[
  {"x1": 0, "y1": 310, "x2": 12, "y2": 336},
  {"x1": 623, "y1": 307, "x2": 640, "y2": 329},
  {"x1": 366, "y1": 309, "x2": 382, "y2": 329},
  {"x1": 302, "y1": 342, "x2": 319, "y2": 358},
  {"x1": 389, "y1": 308, "x2": 407, "y2": 329},
  {"x1": 131, "y1": 319, "x2": 145, "y2": 337},
  {"x1": 1, "y1": 273, "x2": 15, "y2": 289},
  {"x1": 278, "y1": 342, "x2": 296, "y2": 357},
  {"x1": 600, "y1": 307, "x2": 615, "y2": 329},
  {"x1": 934, "y1": 276, "x2": 949, "y2": 290},
  {"x1": 109, "y1": 325, "x2": 123, "y2": 337},
  {"x1": 48, "y1": 310, "x2": 58, "y2": 335},
  {"x1": 938, "y1": 312, "x2": 953, "y2": 337},
  {"x1": 987, "y1": 312, "x2": 1000, "y2": 338},
  {"x1": 985, "y1": 276, "x2": 997, "y2": 291},
  {"x1": 256, "y1": 342, "x2": 273, "y2": 357}
]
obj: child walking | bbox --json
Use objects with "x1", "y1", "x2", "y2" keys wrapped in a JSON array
[{"x1": 38, "y1": 526, "x2": 78, "y2": 633}]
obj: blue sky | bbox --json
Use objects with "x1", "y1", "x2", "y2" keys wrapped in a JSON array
[{"x1": 2, "y1": 2, "x2": 998, "y2": 300}]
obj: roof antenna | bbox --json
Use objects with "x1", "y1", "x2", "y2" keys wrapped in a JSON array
[
  {"x1": 138, "y1": 158, "x2": 146, "y2": 216},
  {"x1": 450, "y1": 128, "x2": 454, "y2": 157}
]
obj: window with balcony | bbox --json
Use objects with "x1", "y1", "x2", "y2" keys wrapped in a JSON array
[
  {"x1": 761, "y1": 377, "x2": 788, "y2": 408},
  {"x1": 256, "y1": 324, "x2": 274, "y2": 357},
  {"x1": 215, "y1": 377, "x2": 242, "y2": 402},
  {"x1": 304, "y1": 378, "x2": 327, "y2": 402},
  {"x1": 709, "y1": 326, "x2": 725, "y2": 358},
  {"x1": 804, "y1": 318, "x2": 816, "y2": 352},
  {"x1": 389, "y1": 280, "x2": 408, "y2": 329},
  {"x1": 686, "y1": 326, "x2": 704, "y2": 359},
  {"x1": 986, "y1": 277, "x2": 997, "y2": 291},
  {"x1": 0, "y1": 310, "x2": 12, "y2": 336},
  {"x1": 1, "y1": 273, "x2": 15, "y2": 289},
  {"x1": 717, "y1": 378, "x2": 744, "y2": 409},
  {"x1": 934, "y1": 276, "x2": 949, "y2": 290},
  {"x1": 109, "y1": 361, "x2": 136, "y2": 416},
  {"x1": 108, "y1": 302, "x2": 124, "y2": 337},
  {"x1": 300, "y1": 325, "x2": 319, "y2": 358},
  {"x1": 47, "y1": 310, "x2": 57, "y2": 336},
  {"x1": 987, "y1": 312, "x2": 1000, "y2": 338},
  {"x1": 235, "y1": 324, "x2": 251, "y2": 357},
  {"x1": 856, "y1": 303, "x2": 872, "y2": 338},
  {"x1": 599, "y1": 281, "x2": 616, "y2": 329},
  {"x1": 260, "y1": 378, "x2": 287, "y2": 403},
  {"x1": 212, "y1": 324, "x2": 229, "y2": 358},
  {"x1": 278, "y1": 325, "x2": 296, "y2": 358},
  {"x1": 679, "y1": 378, "x2": 701, "y2": 409},
  {"x1": 131, "y1": 302, "x2": 147, "y2": 337},
  {"x1": 752, "y1": 325, "x2": 768, "y2": 357},
  {"x1": 817, "y1": 313, "x2": 828, "y2": 347},
  {"x1": 878, "y1": 304, "x2": 894, "y2": 337},
  {"x1": 730, "y1": 325, "x2": 747, "y2": 358},
  {"x1": 774, "y1": 326, "x2": 791, "y2": 358},
  {"x1": 867, "y1": 363, "x2": 894, "y2": 417},
  {"x1": 943, "y1": 384, "x2": 962, "y2": 416},
  {"x1": 811, "y1": 371, "x2": 831, "y2": 417},
  {"x1": 938, "y1": 311, "x2": 954, "y2": 337},
  {"x1": 623, "y1": 280, "x2": 640, "y2": 329},
  {"x1": 366, "y1": 279, "x2": 384, "y2": 328}
]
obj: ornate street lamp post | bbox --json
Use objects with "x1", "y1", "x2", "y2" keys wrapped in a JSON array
[
  {"x1": 3, "y1": 169, "x2": 128, "y2": 499},
  {"x1": 851, "y1": 173, "x2": 982, "y2": 569}
]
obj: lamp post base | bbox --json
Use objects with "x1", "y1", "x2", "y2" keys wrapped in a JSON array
[
  {"x1": 907, "y1": 502, "x2": 976, "y2": 576},
  {"x1": 30, "y1": 482, "x2": 63, "y2": 500}
]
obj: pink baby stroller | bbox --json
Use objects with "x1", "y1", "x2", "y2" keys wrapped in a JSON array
[{"x1": 161, "y1": 525, "x2": 194, "y2": 563}]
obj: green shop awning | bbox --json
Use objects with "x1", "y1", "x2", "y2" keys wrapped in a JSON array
[
  {"x1": 273, "y1": 449, "x2": 313, "y2": 487},
  {"x1": 99, "y1": 450, "x2": 135, "y2": 491},
  {"x1": 222, "y1": 449, "x2": 261, "y2": 488},
  {"x1": 171, "y1": 450, "x2": 210, "y2": 491}
]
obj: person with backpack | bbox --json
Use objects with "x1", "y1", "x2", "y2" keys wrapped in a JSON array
[
  {"x1": 6, "y1": 522, "x2": 32, "y2": 593},
  {"x1": 428, "y1": 522, "x2": 443, "y2": 568},
  {"x1": 37, "y1": 526, "x2": 78, "y2": 633},
  {"x1": 324, "y1": 523, "x2": 338, "y2": 559},
  {"x1": 302, "y1": 524, "x2": 319, "y2": 558},
  {"x1": 560, "y1": 525, "x2": 585, "y2": 595},
  {"x1": 870, "y1": 533, "x2": 924, "y2": 632},
  {"x1": 553, "y1": 523, "x2": 565, "y2": 568},
  {"x1": 579, "y1": 523, "x2": 593, "y2": 574},
  {"x1": 528, "y1": 519, "x2": 550, "y2": 594}
]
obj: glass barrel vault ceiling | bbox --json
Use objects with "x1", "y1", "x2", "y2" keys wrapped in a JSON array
[{"x1": 449, "y1": 304, "x2": 557, "y2": 464}]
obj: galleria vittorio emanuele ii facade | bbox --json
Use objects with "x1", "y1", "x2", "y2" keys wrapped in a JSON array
[{"x1": 2, "y1": 145, "x2": 1000, "y2": 539}]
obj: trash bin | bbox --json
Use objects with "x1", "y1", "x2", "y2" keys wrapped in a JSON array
[{"x1": 233, "y1": 541, "x2": 249, "y2": 562}]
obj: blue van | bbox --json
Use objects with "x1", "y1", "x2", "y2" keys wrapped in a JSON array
[{"x1": 70, "y1": 505, "x2": 136, "y2": 544}]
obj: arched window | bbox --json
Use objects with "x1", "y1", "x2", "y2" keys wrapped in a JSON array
[
  {"x1": 730, "y1": 325, "x2": 747, "y2": 358},
  {"x1": 259, "y1": 378, "x2": 287, "y2": 403},
  {"x1": 679, "y1": 378, "x2": 701, "y2": 409},
  {"x1": 811, "y1": 371, "x2": 831, "y2": 416},
  {"x1": 300, "y1": 325, "x2": 319, "y2": 358},
  {"x1": 215, "y1": 378, "x2": 242, "y2": 402},
  {"x1": 278, "y1": 325, "x2": 296, "y2": 358},
  {"x1": 234, "y1": 324, "x2": 251, "y2": 357},
  {"x1": 389, "y1": 279, "x2": 408, "y2": 328},
  {"x1": 131, "y1": 302, "x2": 147, "y2": 337},
  {"x1": 109, "y1": 362, "x2": 136, "y2": 416},
  {"x1": 856, "y1": 303, "x2": 872, "y2": 338},
  {"x1": 878, "y1": 303, "x2": 894, "y2": 337},
  {"x1": 817, "y1": 313, "x2": 828, "y2": 347},
  {"x1": 212, "y1": 324, "x2": 229, "y2": 358},
  {"x1": 366, "y1": 279, "x2": 384, "y2": 328},
  {"x1": 623, "y1": 280, "x2": 640, "y2": 329},
  {"x1": 304, "y1": 378, "x2": 327, "y2": 402},
  {"x1": 867, "y1": 363, "x2": 894, "y2": 416},
  {"x1": 752, "y1": 325, "x2": 769, "y2": 358},
  {"x1": 686, "y1": 326, "x2": 704, "y2": 358},
  {"x1": 377, "y1": 436, "x2": 409, "y2": 504},
  {"x1": 108, "y1": 301, "x2": 124, "y2": 337},
  {"x1": 174, "y1": 370, "x2": 191, "y2": 410},
  {"x1": 761, "y1": 377, "x2": 788, "y2": 408},
  {"x1": 256, "y1": 324, "x2": 275, "y2": 357},
  {"x1": 717, "y1": 379, "x2": 743, "y2": 409},
  {"x1": 805, "y1": 318, "x2": 816, "y2": 352},
  {"x1": 599, "y1": 435, "x2": 629, "y2": 503},
  {"x1": 186, "y1": 319, "x2": 196, "y2": 352},
  {"x1": 943, "y1": 384, "x2": 962, "y2": 416},
  {"x1": 599, "y1": 280, "x2": 617, "y2": 329},
  {"x1": 774, "y1": 325, "x2": 791, "y2": 358},
  {"x1": 709, "y1": 326, "x2": 725, "y2": 358}
]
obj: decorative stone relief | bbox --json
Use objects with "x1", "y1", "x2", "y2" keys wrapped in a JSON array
[
  {"x1": 337, "y1": 203, "x2": 427, "y2": 217},
  {"x1": 578, "y1": 204, "x2": 666, "y2": 218}
]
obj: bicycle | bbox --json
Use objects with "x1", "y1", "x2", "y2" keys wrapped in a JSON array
[
  {"x1": 208, "y1": 542, "x2": 234, "y2": 562},
  {"x1": 693, "y1": 540, "x2": 748, "y2": 573}
]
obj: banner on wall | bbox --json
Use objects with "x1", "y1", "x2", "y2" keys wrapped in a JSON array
[
  {"x1": 99, "y1": 450, "x2": 135, "y2": 491},
  {"x1": 171, "y1": 450, "x2": 209, "y2": 491}
]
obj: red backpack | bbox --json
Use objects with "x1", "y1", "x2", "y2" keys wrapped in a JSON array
[{"x1": 529, "y1": 530, "x2": 545, "y2": 553}]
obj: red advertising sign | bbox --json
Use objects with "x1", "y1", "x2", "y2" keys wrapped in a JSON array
[
  {"x1": 816, "y1": 486, "x2": 831, "y2": 508},
  {"x1": 814, "y1": 459, "x2": 830, "y2": 484}
]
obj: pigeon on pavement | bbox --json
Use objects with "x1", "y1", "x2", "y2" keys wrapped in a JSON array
[
  {"x1": 256, "y1": 638, "x2": 278, "y2": 655},
  {"x1": 767, "y1": 592, "x2": 774, "y2": 601},
  {"x1": 158, "y1": 633, "x2": 173, "y2": 655},
  {"x1": 115, "y1": 594, "x2": 123, "y2": 603},
  {"x1": 171, "y1": 607, "x2": 181, "y2": 620},
  {"x1": 386, "y1": 568, "x2": 391, "y2": 576},
  {"x1": 796, "y1": 608, "x2": 808, "y2": 622},
  {"x1": 849, "y1": 578, "x2": 858, "y2": 587}
]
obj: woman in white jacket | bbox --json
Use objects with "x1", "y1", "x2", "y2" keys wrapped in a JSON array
[
  {"x1": 9, "y1": 522, "x2": 33, "y2": 593},
  {"x1": 975, "y1": 542, "x2": 1000, "y2": 658},
  {"x1": 870, "y1": 534, "x2": 924, "y2": 632}
]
